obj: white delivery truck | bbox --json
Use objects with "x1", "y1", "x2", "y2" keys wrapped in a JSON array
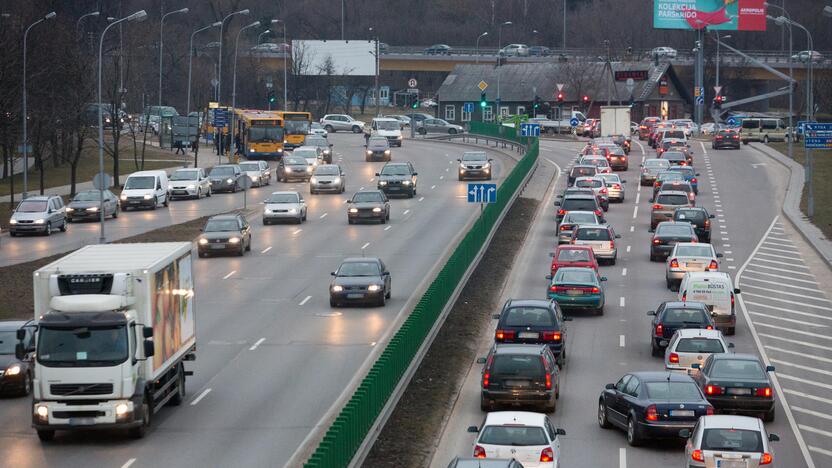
[
  {"x1": 18, "y1": 242, "x2": 196, "y2": 441},
  {"x1": 600, "y1": 106, "x2": 632, "y2": 137}
]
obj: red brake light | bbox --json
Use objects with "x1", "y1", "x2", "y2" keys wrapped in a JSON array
[
  {"x1": 691, "y1": 178, "x2": 697, "y2": 184},
  {"x1": 560, "y1": 224, "x2": 570, "y2": 231},
  {"x1": 691, "y1": 449, "x2": 704, "y2": 462},
  {"x1": 704, "y1": 219, "x2": 711, "y2": 228},
  {"x1": 708, "y1": 260, "x2": 719, "y2": 270},
  {"x1": 474, "y1": 445, "x2": 486, "y2": 458},
  {"x1": 654, "y1": 181, "x2": 661, "y2": 187},
  {"x1": 682, "y1": 292, "x2": 687, "y2": 302},
  {"x1": 482, "y1": 371, "x2": 490, "y2": 388},
  {"x1": 731, "y1": 293, "x2": 735, "y2": 307},
  {"x1": 545, "y1": 371, "x2": 552, "y2": 390},
  {"x1": 705, "y1": 384, "x2": 723, "y2": 395},
  {"x1": 716, "y1": 135, "x2": 723, "y2": 139},
  {"x1": 600, "y1": 188, "x2": 608, "y2": 194},
  {"x1": 653, "y1": 204, "x2": 663, "y2": 210},
  {"x1": 669, "y1": 352, "x2": 680, "y2": 364},
  {"x1": 655, "y1": 323, "x2": 664, "y2": 336},
  {"x1": 613, "y1": 183, "x2": 621, "y2": 189},
  {"x1": 706, "y1": 406, "x2": 715, "y2": 415},
  {"x1": 594, "y1": 209, "x2": 602, "y2": 216},
  {"x1": 495, "y1": 329, "x2": 516, "y2": 340},
  {"x1": 756, "y1": 387, "x2": 773, "y2": 397},
  {"x1": 706, "y1": 325, "x2": 713, "y2": 330},
  {"x1": 540, "y1": 447, "x2": 554, "y2": 463},
  {"x1": 543, "y1": 331, "x2": 562, "y2": 341},
  {"x1": 761, "y1": 453, "x2": 773, "y2": 465},
  {"x1": 591, "y1": 286, "x2": 600, "y2": 294},
  {"x1": 670, "y1": 258, "x2": 679, "y2": 268},
  {"x1": 645, "y1": 404, "x2": 658, "y2": 421},
  {"x1": 652, "y1": 238, "x2": 661, "y2": 244},
  {"x1": 558, "y1": 209, "x2": 566, "y2": 216}
]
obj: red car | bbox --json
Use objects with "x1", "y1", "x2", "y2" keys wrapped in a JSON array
[
  {"x1": 550, "y1": 245, "x2": 599, "y2": 275},
  {"x1": 639, "y1": 116, "x2": 661, "y2": 140}
]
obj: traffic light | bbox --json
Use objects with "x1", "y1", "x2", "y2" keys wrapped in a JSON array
[
  {"x1": 480, "y1": 90, "x2": 487, "y2": 108},
  {"x1": 268, "y1": 90, "x2": 276, "y2": 104},
  {"x1": 582, "y1": 95, "x2": 590, "y2": 104},
  {"x1": 411, "y1": 96, "x2": 419, "y2": 109},
  {"x1": 556, "y1": 92, "x2": 564, "y2": 103},
  {"x1": 713, "y1": 95, "x2": 724, "y2": 110},
  {"x1": 533, "y1": 96, "x2": 541, "y2": 110}
]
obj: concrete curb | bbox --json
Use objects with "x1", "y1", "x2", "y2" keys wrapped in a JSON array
[{"x1": 750, "y1": 143, "x2": 832, "y2": 266}]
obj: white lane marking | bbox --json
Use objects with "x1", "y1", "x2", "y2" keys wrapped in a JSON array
[
  {"x1": 418, "y1": 197, "x2": 424, "y2": 201},
  {"x1": 744, "y1": 294, "x2": 832, "y2": 311},
  {"x1": 726, "y1": 258, "x2": 734, "y2": 262},
  {"x1": 749, "y1": 311, "x2": 827, "y2": 327},
  {"x1": 735, "y1": 216, "x2": 817, "y2": 468},
  {"x1": 249, "y1": 337, "x2": 266, "y2": 351},
  {"x1": 760, "y1": 333, "x2": 832, "y2": 352},
  {"x1": 384, "y1": 225, "x2": 391, "y2": 231},
  {"x1": 630, "y1": 226, "x2": 634, "y2": 232},
  {"x1": 765, "y1": 239, "x2": 798, "y2": 248},
  {"x1": 632, "y1": 206, "x2": 638, "y2": 219},
  {"x1": 768, "y1": 347, "x2": 832, "y2": 365},
  {"x1": 748, "y1": 263, "x2": 815, "y2": 277},
  {"x1": 759, "y1": 245, "x2": 800, "y2": 254},
  {"x1": 619, "y1": 335, "x2": 626, "y2": 348},
  {"x1": 299, "y1": 295, "x2": 312, "y2": 306},
  {"x1": 773, "y1": 360, "x2": 832, "y2": 378},
  {"x1": 750, "y1": 257, "x2": 810, "y2": 269},
  {"x1": 786, "y1": 389, "x2": 832, "y2": 406},
  {"x1": 190, "y1": 388, "x2": 212, "y2": 406},
  {"x1": 294, "y1": 228, "x2": 303, "y2": 235},
  {"x1": 403, "y1": 209, "x2": 410, "y2": 215},
  {"x1": 720, "y1": 231, "x2": 728, "y2": 235},
  {"x1": 320, "y1": 212, "x2": 328, "y2": 219},
  {"x1": 361, "y1": 242, "x2": 370, "y2": 250},
  {"x1": 439, "y1": 175, "x2": 444, "y2": 180},
  {"x1": 370, "y1": 178, "x2": 375, "y2": 182},
  {"x1": 619, "y1": 297, "x2": 626, "y2": 307},
  {"x1": 745, "y1": 303, "x2": 832, "y2": 324},
  {"x1": 637, "y1": 184, "x2": 642, "y2": 193},
  {"x1": 793, "y1": 406, "x2": 832, "y2": 421},
  {"x1": 223, "y1": 271, "x2": 236, "y2": 280},
  {"x1": 755, "y1": 321, "x2": 832, "y2": 340},
  {"x1": 619, "y1": 447, "x2": 627, "y2": 468},
  {"x1": 635, "y1": 140, "x2": 645, "y2": 154},
  {"x1": 622, "y1": 268, "x2": 627, "y2": 276},
  {"x1": 121, "y1": 460, "x2": 136, "y2": 468},
  {"x1": 359, "y1": 186, "x2": 365, "y2": 190},
  {"x1": 755, "y1": 251, "x2": 805, "y2": 263},
  {"x1": 445, "y1": 168, "x2": 449, "y2": 172},
  {"x1": 799, "y1": 425, "x2": 832, "y2": 440},
  {"x1": 728, "y1": 266, "x2": 736, "y2": 270},
  {"x1": 700, "y1": 141, "x2": 707, "y2": 154},
  {"x1": 635, "y1": 192, "x2": 640, "y2": 204},
  {"x1": 431, "y1": 185, "x2": 436, "y2": 189},
  {"x1": 626, "y1": 246, "x2": 631, "y2": 253},
  {"x1": 261, "y1": 246, "x2": 272, "y2": 254},
  {"x1": 741, "y1": 276, "x2": 822, "y2": 293}
]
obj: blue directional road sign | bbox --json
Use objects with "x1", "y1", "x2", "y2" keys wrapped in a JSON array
[
  {"x1": 463, "y1": 102, "x2": 474, "y2": 113},
  {"x1": 726, "y1": 116, "x2": 737, "y2": 126},
  {"x1": 797, "y1": 120, "x2": 816, "y2": 136},
  {"x1": 519, "y1": 123, "x2": 540, "y2": 137},
  {"x1": 467, "y1": 183, "x2": 497, "y2": 204},
  {"x1": 570, "y1": 117, "x2": 579, "y2": 127},
  {"x1": 212, "y1": 109, "x2": 228, "y2": 126},
  {"x1": 804, "y1": 122, "x2": 832, "y2": 150}
]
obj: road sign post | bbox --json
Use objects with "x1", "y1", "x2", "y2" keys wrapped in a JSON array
[
  {"x1": 519, "y1": 123, "x2": 540, "y2": 138},
  {"x1": 468, "y1": 182, "x2": 497, "y2": 240}
]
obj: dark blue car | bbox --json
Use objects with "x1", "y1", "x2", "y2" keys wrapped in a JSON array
[{"x1": 492, "y1": 299, "x2": 571, "y2": 367}]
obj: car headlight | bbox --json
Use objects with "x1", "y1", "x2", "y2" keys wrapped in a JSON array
[
  {"x1": 186, "y1": 184, "x2": 196, "y2": 190},
  {"x1": 120, "y1": 194, "x2": 128, "y2": 200},
  {"x1": 368, "y1": 284, "x2": 381, "y2": 292},
  {"x1": 249, "y1": 149, "x2": 255, "y2": 153},
  {"x1": 5, "y1": 364, "x2": 21, "y2": 376},
  {"x1": 87, "y1": 206, "x2": 99, "y2": 212},
  {"x1": 34, "y1": 219, "x2": 45, "y2": 224},
  {"x1": 198, "y1": 238, "x2": 208, "y2": 245},
  {"x1": 396, "y1": 135, "x2": 403, "y2": 139},
  {"x1": 115, "y1": 402, "x2": 130, "y2": 416},
  {"x1": 372, "y1": 207, "x2": 382, "y2": 213},
  {"x1": 402, "y1": 180, "x2": 411, "y2": 185},
  {"x1": 334, "y1": 177, "x2": 341, "y2": 184},
  {"x1": 66, "y1": 207, "x2": 75, "y2": 212},
  {"x1": 349, "y1": 208, "x2": 358, "y2": 213},
  {"x1": 288, "y1": 208, "x2": 298, "y2": 214},
  {"x1": 366, "y1": 150, "x2": 373, "y2": 155},
  {"x1": 483, "y1": 162, "x2": 491, "y2": 169},
  {"x1": 9, "y1": 219, "x2": 17, "y2": 225},
  {"x1": 35, "y1": 404, "x2": 48, "y2": 419},
  {"x1": 264, "y1": 209, "x2": 272, "y2": 214},
  {"x1": 306, "y1": 166, "x2": 313, "y2": 172},
  {"x1": 310, "y1": 177, "x2": 318, "y2": 184},
  {"x1": 143, "y1": 194, "x2": 153, "y2": 200},
  {"x1": 285, "y1": 168, "x2": 292, "y2": 173},
  {"x1": 226, "y1": 178, "x2": 233, "y2": 184},
  {"x1": 379, "y1": 181, "x2": 388, "y2": 186},
  {"x1": 332, "y1": 285, "x2": 343, "y2": 292},
  {"x1": 228, "y1": 237, "x2": 241, "y2": 244},
  {"x1": 384, "y1": 150, "x2": 391, "y2": 155}
]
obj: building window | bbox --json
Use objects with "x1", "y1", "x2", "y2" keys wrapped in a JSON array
[
  {"x1": 444, "y1": 105, "x2": 455, "y2": 121},
  {"x1": 499, "y1": 106, "x2": 509, "y2": 118},
  {"x1": 483, "y1": 106, "x2": 494, "y2": 122},
  {"x1": 461, "y1": 107, "x2": 471, "y2": 122},
  {"x1": 517, "y1": 106, "x2": 526, "y2": 116},
  {"x1": 379, "y1": 88, "x2": 389, "y2": 100}
]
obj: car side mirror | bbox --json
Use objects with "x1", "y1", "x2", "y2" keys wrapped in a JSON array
[
  {"x1": 199, "y1": 228, "x2": 203, "y2": 232},
  {"x1": 716, "y1": 253, "x2": 724, "y2": 258},
  {"x1": 143, "y1": 339, "x2": 155, "y2": 357},
  {"x1": 375, "y1": 172, "x2": 380, "y2": 176},
  {"x1": 556, "y1": 428, "x2": 566, "y2": 436},
  {"x1": 456, "y1": 158, "x2": 461, "y2": 162},
  {"x1": 545, "y1": 274, "x2": 552, "y2": 280},
  {"x1": 562, "y1": 315, "x2": 573, "y2": 322},
  {"x1": 16, "y1": 329, "x2": 26, "y2": 340},
  {"x1": 143, "y1": 326, "x2": 154, "y2": 338},
  {"x1": 383, "y1": 271, "x2": 390, "y2": 276},
  {"x1": 646, "y1": 310, "x2": 656, "y2": 316},
  {"x1": 600, "y1": 276, "x2": 607, "y2": 282},
  {"x1": 649, "y1": 198, "x2": 655, "y2": 203},
  {"x1": 733, "y1": 288, "x2": 741, "y2": 294},
  {"x1": 728, "y1": 343, "x2": 735, "y2": 349},
  {"x1": 554, "y1": 201, "x2": 561, "y2": 206},
  {"x1": 709, "y1": 214, "x2": 715, "y2": 219},
  {"x1": 679, "y1": 429, "x2": 692, "y2": 439},
  {"x1": 766, "y1": 365, "x2": 775, "y2": 372},
  {"x1": 769, "y1": 434, "x2": 780, "y2": 442},
  {"x1": 413, "y1": 172, "x2": 418, "y2": 176},
  {"x1": 329, "y1": 144, "x2": 333, "y2": 147},
  {"x1": 691, "y1": 363, "x2": 701, "y2": 369},
  {"x1": 346, "y1": 200, "x2": 352, "y2": 204},
  {"x1": 467, "y1": 425, "x2": 479, "y2": 433},
  {"x1": 476, "y1": 357, "x2": 487, "y2": 364},
  {"x1": 615, "y1": 234, "x2": 622, "y2": 239},
  {"x1": 15, "y1": 343, "x2": 25, "y2": 360},
  {"x1": 605, "y1": 383, "x2": 615, "y2": 390}
]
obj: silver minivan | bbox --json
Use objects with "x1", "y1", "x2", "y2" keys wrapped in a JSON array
[
  {"x1": 740, "y1": 118, "x2": 789, "y2": 144},
  {"x1": 9, "y1": 195, "x2": 67, "y2": 236}
]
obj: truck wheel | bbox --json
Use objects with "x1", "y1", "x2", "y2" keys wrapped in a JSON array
[
  {"x1": 169, "y1": 364, "x2": 186, "y2": 406},
  {"x1": 37, "y1": 430, "x2": 55, "y2": 442},
  {"x1": 129, "y1": 396, "x2": 152, "y2": 439}
]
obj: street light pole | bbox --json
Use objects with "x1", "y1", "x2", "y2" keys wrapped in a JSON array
[
  {"x1": 98, "y1": 10, "x2": 147, "y2": 243},
  {"x1": 714, "y1": 32, "x2": 731, "y2": 89},
  {"x1": 187, "y1": 22, "x2": 221, "y2": 168},
  {"x1": 76, "y1": 11, "x2": 99, "y2": 36},
  {"x1": 232, "y1": 21, "x2": 261, "y2": 115},
  {"x1": 159, "y1": 7, "x2": 188, "y2": 144},
  {"x1": 562, "y1": 0, "x2": 567, "y2": 51},
  {"x1": 476, "y1": 31, "x2": 488, "y2": 64},
  {"x1": 21, "y1": 11, "x2": 56, "y2": 200},
  {"x1": 273, "y1": 19, "x2": 288, "y2": 111},
  {"x1": 341, "y1": 0, "x2": 345, "y2": 40},
  {"x1": 764, "y1": 2, "x2": 793, "y2": 162},
  {"x1": 497, "y1": 21, "x2": 512, "y2": 119},
  {"x1": 218, "y1": 9, "x2": 250, "y2": 105},
  {"x1": 258, "y1": 29, "x2": 271, "y2": 44}
]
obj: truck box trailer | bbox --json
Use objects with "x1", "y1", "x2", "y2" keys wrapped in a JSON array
[
  {"x1": 20, "y1": 242, "x2": 196, "y2": 441},
  {"x1": 600, "y1": 106, "x2": 632, "y2": 137}
]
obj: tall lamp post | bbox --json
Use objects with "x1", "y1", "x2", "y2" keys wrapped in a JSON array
[
  {"x1": 475, "y1": 31, "x2": 488, "y2": 64},
  {"x1": 496, "y1": 21, "x2": 512, "y2": 119},
  {"x1": 187, "y1": 21, "x2": 221, "y2": 168},
  {"x1": 258, "y1": 29, "x2": 271, "y2": 44},
  {"x1": 76, "y1": 11, "x2": 99, "y2": 35},
  {"x1": 272, "y1": 19, "x2": 288, "y2": 111},
  {"x1": 158, "y1": 7, "x2": 188, "y2": 145},
  {"x1": 232, "y1": 21, "x2": 262, "y2": 114},
  {"x1": 764, "y1": 2, "x2": 793, "y2": 162},
  {"x1": 369, "y1": 27, "x2": 380, "y2": 117},
  {"x1": 21, "y1": 11, "x2": 56, "y2": 200},
  {"x1": 217, "y1": 9, "x2": 250, "y2": 104},
  {"x1": 98, "y1": 10, "x2": 147, "y2": 243},
  {"x1": 714, "y1": 32, "x2": 731, "y2": 89}
]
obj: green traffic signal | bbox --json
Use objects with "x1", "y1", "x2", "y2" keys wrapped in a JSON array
[{"x1": 411, "y1": 100, "x2": 419, "y2": 109}]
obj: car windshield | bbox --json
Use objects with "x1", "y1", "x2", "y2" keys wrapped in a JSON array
[
  {"x1": 664, "y1": 307, "x2": 708, "y2": 324},
  {"x1": 504, "y1": 307, "x2": 555, "y2": 327},
  {"x1": 598, "y1": 175, "x2": 620, "y2": 184},
  {"x1": 644, "y1": 160, "x2": 670, "y2": 168},
  {"x1": 557, "y1": 269, "x2": 596, "y2": 284},
  {"x1": 338, "y1": 261, "x2": 380, "y2": 276},
  {"x1": 210, "y1": 167, "x2": 236, "y2": 176},
  {"x1": 656, "y1": 194, "x2": 690, "y2": 205},
  {"x1": 0, "y1": 331, "x2": 16, "y2": 354},
  {"x1": 576, "y1": 179, "x2": 602, "y2": 188},
  {"x1": 267, "y1": 194, "x2": 299, "y2": 204},
  {"x1": 585, "y1": 159, "x2": 609, "y2": 167},
  {"x1": 670, "y1": 167, "x2": 694, "y2": 175},
  {"x1": 658, "y1": 173, "x2": 685, "y2": 182},
  {"x1": 577, "y1": 227, "x2": 611, "y2": 240},
  {"x1": 204, "y1": 219, "x2": 239, "y2": 232},
  {"x1": 701, "y1": 429, "x2": 764, "y2": 452},
  {"x1": 124, "y1": 176, "x2": 155, "y2": 189},
  {"x1": 294, "y1": 149, "x2": 318, "y2": 159},
  {"x1": 170, "y1": 170, "x2": 199, "y2": 181},
  {"x1": 558, "y1": 249, "x2": 592, "y2": 262},
  {"x1": 239, "y1": 163, "x2": 261, "y2": 172},
  {"x1": 285, "y1": 157, "x2": 306, "y2": 165},
  {"x1": 73, "y1": 192, "x2": 107, "y2": 202},
  {"x1": 571, "y1": 167, "x2": 596, "y2": 177},
  {"x1": 676, "y1": 210, "x2": 706, "y2": 222},
  {"x1": 369, "y1": 138, "x2": 388, "y2": 147},
  {"x1": 315, "y1": 166, "x2": 340, "y2": 175},
  {"x1": 663, "y1": 152, "x2": 685, "y2": 160},
  {"x1": 710, "y1": 360, "x2": 767, "y2": 380},
  {"x1": 381, "y1": 165, "x2": 410, "y2": 176},
  {"x1": 644, "y1": 381, "x2": 703, "y2": 400},
  {"x1": 37, "y1": 325, "x2": 129, "y2": 367},
  {"x1": 463, "y1": 152, "x2": 487, "y2": 161},
  {"x1": 564, "y1": 213, "x2": 598, "y2": 225},
  {"x1": 16, "y1": 200, "x2": 48, "y2": 212},
  {"x1": 676, "y1": 245, "x2": 713, "y2": 257},
  {"x1": 284, "y1": 119, "x2": 310, "y2": 135},
  {"x1": 662, "y1": 183, "x2": 691, "y2": 193},
  {"x1": 491, "y1": 354, "x2": 545, "y2": 377},
  {"x1": 656, "y1": 225, "x2": 694, "y2": 236},
  {"x1": 479, "y1": 426, "x2": 548, "y2": 446},
  {"x1": 375, "y1": 121, "x2": 399, "y2": 130},
  {"x1": 676, "y1": 338, "x2": 725, "y2": 353},
  {"x1": 562, "y1": 199, "x2": 597, "y2": 211},
  {"x1": 248, "y1": 126, "x2": 284, "y2": 142},
  {"x1": 353, "y1": 192, "x2": 383, "y2": 203}
]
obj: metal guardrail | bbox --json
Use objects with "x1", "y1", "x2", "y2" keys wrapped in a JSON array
[{"x1": 303, "y1": 124, "x2": 538, "y2": 468}]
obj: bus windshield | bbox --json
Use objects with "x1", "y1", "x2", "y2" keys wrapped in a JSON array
[
  {"x1": 248, "y1": 126, "x2": 284, "y2": 142},
  {"x1": 284, "y1": 119, "x2": 310, "y2": 135}
]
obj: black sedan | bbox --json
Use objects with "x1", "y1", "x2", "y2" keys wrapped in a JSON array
[
  {"x1": 377, "y1": 162, "x2": 418, "y2": 198},
  {"x1": 196, "y1": 214, "x2": 252, "y2": 257},
  {"x1": 673, "y1": 207, "x2": 714, "y2": 243},
  {"x1": 648, "y1": 301, "x2": 715, "y2": 357},
  {"x1": 208, "y1": 164, "x2": 244, "y2": 193},
  {"x1": 650, "y1": 222, "x2": 698, "y2": 261},
  {"x1": 492, "y1": 299, "x2": 571, "y2": 367},
  {"x1": 712, "y1": 129, "x2": 741, "y2": 149},
  {"x1": 347, "y1": 190, "x2": 390, "y2": 224},
  {"x1": 329, "y1": 257, "x2": 391, "y2": 307},
  {"x1": 598, "y1": 371, "x2": 713, "y2": 446},
  {"x1": 365, "y1": 137, "x2": 392, "y2": 162},
  {"x1": 66, "y1": 189, "x2": 119, "y2": 222},
  {"x1": 691, "y1": 353, "x2": 776, "y2": 421},
  {"x1": 0, "y1": 321, "x2": 33, "y2": 396},
  {"x1": 277, "y1": 155, "x2": 312, "y2": 182}
]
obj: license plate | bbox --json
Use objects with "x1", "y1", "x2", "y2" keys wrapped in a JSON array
[
  {"x1": 130, "y1": 201, "x2": 141, "y2": 205},
  {"x1": 347, "y1": 293, "x2": 364, "y2": 299},
  {"x1": 519, "y1": 332, "x2": 539, "y2": 339},
  {"x1": 210, "y1": 244, "x2": 225, "y2": 249},
  {"x1": 716, "y1": 460, "x2": 746, "y2": 468},
  {"x1": 686, "y1": 263, "x2": 702, "y2": 269},
  {"x1": 727, "y1": 387, "x2": 752, "y2": 396},
  {"x1": 670, "y1": 409, "x2": 695, "y2": 417},
  {"x1": 505, "y1": 380, "x2": 530, "y2": 387},
  {"x1": 69, "y1": 417, "x2": 96, "y2": 426},
  {"x1": 567, "y1": 289, "x2": 583, "y2": 296}
]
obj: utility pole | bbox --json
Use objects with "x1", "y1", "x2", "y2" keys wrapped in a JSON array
[{"x1": 694, "y1": 30, "x2": 704, "y2": 126}]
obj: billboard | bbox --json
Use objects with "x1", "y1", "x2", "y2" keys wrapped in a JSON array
[
  {"x1": 654, "y1": 0, "x2": 766, "y2": 31},
  {"x1": 293, "y1": 40, "x2": 376, "y2": 76}
]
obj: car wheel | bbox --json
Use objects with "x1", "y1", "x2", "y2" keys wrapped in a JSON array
[
  {"x1": 596, "y1": 305, "x2": 604, "y2": 316},
  {"x1": 245, "y1": 237, "x2": 251, "y2": 251},
  {"x1": 45, "y1": 222, "x2": 52, "y2": 236},
  {"x1": 330, "y1": 297, "x2": 339, "y2": 308},
  {"x1": 727, "y1": 327, "x2": 736, "y2": 336},
  {"x1": 449, "y1": 128, "x2": 457, "y2": 134},
  {"x1": 60, "y1": 220, "x2": 67, "y2": 232},
  {"x1": 324, "y1": 125, "x2": 334, "y2": 133},
  {"x1": 197, "y1": 188, "x2": 202, "y2": 199},
  {"x1": 238, "y1": 245, "x2": 245, "y2": 256},
  {"x1": 598, "y1": 399, "x2": 612, "y2": 429},
  {"x1": 666, "y1": 278, "x2": 673, "y2": 290},
  {"x1": 763, "y1": 406, "x2": 775, "y2": 422},
  {"x1": 263, "y1": 219, "x2": 270, "y2": 226},
  {"x1": 348, "y1": 219, "x2": 354, "y2": 225},
  {"x1": 650, "y1": 252, "x2": 657, "y2": 262},
  {"x1": 207, "y1": 187, "x2": 212, "y2": 197},
  {"x1": 113, "y1": 206, "x2": 119, "y2": 218},
  {"x1": 352, "y1": 126, "x2": 361, "y2": 133},
  {"x1": 379, "y1": 293, "x2": 386, "y2": 307},
  {"x1": 610, "y1": 256, "x2": 616, "y2": 266},
  {"x1": 296, "y1": 216, "x2": 302, "y2": 224},
  {"x1": 626, "y1": 416, "x2": 643, "y2": 446},
  {"x1": 163, "y1": 196, "x2": 169, "y2": 207},
  {"x1": 37, "y1": 430, "x2": 55, "y2": 442}
]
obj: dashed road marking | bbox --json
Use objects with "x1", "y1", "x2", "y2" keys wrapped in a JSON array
[
  {"x1": 190, "y1": 388, "x2": 212, "y2": 406},
  {"x1": 619, "y1": 335, "x2": 626, "y2": 348},
  {"x1": 622, "y1": 268, "x2": 627, "y2": 276},
  {"x1": 418, "y1": 197, "x2": 425, "y2": 201},
  {"x1": 261, "y1": 246, "x2": 272, "y2": 254},
  {"x1": 619, "y1": 297, "x2": 626, "y2": 307},
  {"x1": 320, "y1": 212, "x2": 328, "y2": 219},
  {"x1": 299, "y1": 295, "x2": 312, "y2": 306},
  {"x1": 223, "y1": 271, "x2": 236, "y2": 280},
  {"x1": 361, "y1": 242, "x2": 370, "y2": 250},
  {"x1": 384, "y1": 225, "x2": 391, "y2": 231},
  {"x1": 249, "y1": 337, "x2": 266, "y2": 350},
  {"x1": 121, "y1": 460, "x2": 136, "y2": 468}
]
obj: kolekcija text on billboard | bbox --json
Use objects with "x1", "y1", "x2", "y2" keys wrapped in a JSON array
[{"x1": 653, "y1": 0, "x2": 766, "y2": 31}]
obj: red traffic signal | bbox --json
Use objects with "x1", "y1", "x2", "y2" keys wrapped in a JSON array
[
  {"x1": 582, "y1": 95, "x2": 590, "y2": 104},
  {"x1": 556, "y1": 92, "x2": 564, "y2": 102}
]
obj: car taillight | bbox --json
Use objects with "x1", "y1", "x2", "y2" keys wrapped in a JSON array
[
  {"x1": 756, "y1": 387, "x2": 773, "y2": 397},
  {"x1": 691, "y1": 449, "x2": 704, "y2": 462},
  {"x1": 540, "y1": 447, "x2": 554, "y2": 463},
  {"x1": 591, "y1": 287, "x2": 600, "y2": 293},
  {"x1": 708, "y1": 260, "x2": 719, "y2": 270},
  {"x1": 545, "y1": 372, "x2": 552, "y2": 390},
  {"x1": 609, "y1": 238, "x2": 615, "y2": 250},
  {"x1": 704, "y1": 219, "x2": 711, "y2": 228},
  {"x1": 761, "y1": 453, "x2": 773, "y2": 465},
  {"x1": 558, "y1": 209, "x2": 566, "y2": 216},
  {"x1": 691, "y1": 178, "x2": 697, "y2": 184},
  {"x1": 640, "y1": 125, "x2": 647, "y2": 129},
  {"x1": 733, "y1": 135, "x2": 739, "y2": 139},
  {"x1": 705, "y1": 384, "x2": 723, "y2": 395},
  {"x1": 653, "y1": 204, "x2": 663, "y2": 210},
  {"x1": 482, "y1": 371, "x2": 490, "y2": 388},
  {"x1": 731, "y1": 293, "x2": 735, "y2": 308},
  {"x1": 560, "y1": 224, "x2": 571, "y2": 231},
  {"x1": 594, "y1": 209, "x2": 602, "y2": 216},
  {"x1": 706, "y1": 406, "x2": 715, "y2": 415},
  {"x1": 670, "y1": 258, "x2": 679, "y2": 268},
  {"x1": 653, "y1": 238, "x2": 662, "y2": 245},
  {"x1": 600, "y1": 187, "x2": 608, "y2": 194},
  {"x1": 680, "y1": 161, "x2": 687, "y2": 166},
  {"x1": 655, "y1": 323, "x2": 664, "y2": 336},
  {"x1": 543, "y1": 331, "x2": 562, "y2": 341},
  {"x1": 682, "y1": 292, "x2": 687, "y2": 302},
  {"x1": 706, "y1": 325, "x2": 713, "y2": 330},
  {"x1": 716, "y1": 135, "x2": 723, "y2": 139},
  {"x1": 654, "y1": 181, "x2": 661, "y2": 187},
  {"x1": 669, "y1": 352, "x2": 680, "y2": 364},
  {"x1": 495, "y1": 329, "x2": 516, "y2": 340},
  {"x1": 613, "y1": 184, "x2": 621, "y2": 189},
  {"x1": 474, "y1": 445, "x2": 486, "y2": 458},
  {"x1": 645, "y1": 404, "x2": 658, "y2": 421}
]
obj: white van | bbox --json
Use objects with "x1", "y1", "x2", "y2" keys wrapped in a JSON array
[
  {"x1": 740, "y1": 118, "x2": 789, "y2": 144},
  {"x1": 370, "y1": 117, "x2": 403, "y2": 147},
  {"x1": 120, "y1": 170, "x2": 170, "y2": 210},
  {"x1": 678, "y1": 271, "x2": 741, "y2": 335}
]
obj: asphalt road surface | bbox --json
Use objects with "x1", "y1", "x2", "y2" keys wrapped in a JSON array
[
  {"x1": 0, "y1": 134, "x2": 516, "y2": 468},
  {"x1": 429, "y1": 138, "x2": 826, "y2": 468}
]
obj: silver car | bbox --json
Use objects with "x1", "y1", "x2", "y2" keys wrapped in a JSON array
[
  {"x1": 169, "y1": 168, "x2": 212, "y2": 199},
  {"x1": 664, "y1": 328, "x2": 731, "y2": 372},
  {"x1": 640, "y1": 158, "x2": 671, "y2": 186},
  {"x1": 320, "y1": 114, "x2": 365, "y2": 133},
  {"x1": 417, "y1": 118, "x2": 464, "y2": 135},
  {"x1": 666, "y1": 242, "x2": 722, "y2": 290},
  {"x1": 263, "y1": 191, "x2": 307, "y2": 225},
  {"x1": 9, "y1": 195, "x2": 67, "y2": 236},
  {"x1": 558, "y1": 211, "x2": 603, "y2": 244},
  {"x1": 238, "y1": 161, "x2": 271, "y2": 187},
  {"x1": 499, "y1": 43, "x2": 530, "y2": 56},
  {"x1": 310, "y1": 164, "x2": 346, "y2": 194},
  {"x1": 683, "y1": 415, "x2": 779, "y2": 468},
  {"x1": 574, "y1": 176, "x2": 610, "y2": 210},
  {"x1": 597, "y1": 173, "x2": 626, "y2": 202},
  {"x1": 570, "y1": 224, "x2": 620, "y2": 265}
]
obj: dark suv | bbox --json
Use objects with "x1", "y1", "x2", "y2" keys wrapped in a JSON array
[
  {"x1": 555, "y1": 194, "x2": 603, "y2": 222},
  {"x1": 493, "y1": 299, "x2": 571, "y2": 367},
  {"x1": 567, "y1": 165, "x2": 598, "y2": 186},
  {"x1": 647, "y1": 301, "x2": 715, "y2": 357},
  {"x1": 376, "y1": 162, "x2": 418, "y2": 198},
  {"x1": 673, "y1": 207, "x2": 714, "y2": 242},
  {"x1": 480, "y1": 344, "x2": 560, "y2": 413}
]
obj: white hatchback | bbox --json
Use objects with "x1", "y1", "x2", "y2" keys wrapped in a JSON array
[
  {"x1": 683, "y1": 415, "x2": 779, "y2": 468},
  {"x1": 469, "y1": 411, "x2": 565, "y2": 468},
  {"x1": 665, "y1": 328, "x2": 732, "y2": 372}
]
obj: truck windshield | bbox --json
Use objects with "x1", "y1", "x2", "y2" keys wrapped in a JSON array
[{"x1": 37, "y1": 325, "x2": 129, "y2": 367}]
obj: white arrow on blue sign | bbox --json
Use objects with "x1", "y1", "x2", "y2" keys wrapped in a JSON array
[
  {"x1": 463, "y1": 102, "x2": 474, "y2": 113},
  {"x1": 570, "y1": 118, "x2": 579, "y2": 127},
  {"x1": 726, "y1": 117, "x2": 737, "y2": 126},
  {"x1": 467, "y1": 183, "x2": 497, "y2": 204},
  {"x1": 520, "y1": 123, "x2": 540, "y2": 137}
]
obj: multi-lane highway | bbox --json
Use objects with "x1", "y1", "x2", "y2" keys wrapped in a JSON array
[
  {"x1": 0, "y1": 134, "x2": 517, "y2": 468},
  {"x1": 428, "y1": 137, "x2": 828, "y2": 468}
]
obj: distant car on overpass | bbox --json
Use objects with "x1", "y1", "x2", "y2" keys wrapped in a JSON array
[{"x1": 424, "y1": 44, "x2": 452, "y2": 55}]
